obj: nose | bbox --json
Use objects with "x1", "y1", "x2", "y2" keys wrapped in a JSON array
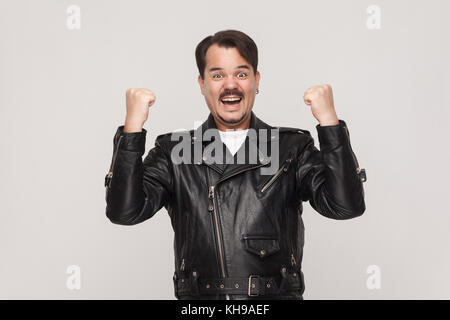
[{"x1": 223, "y1": 75, "x2": 239, "y2": 90}]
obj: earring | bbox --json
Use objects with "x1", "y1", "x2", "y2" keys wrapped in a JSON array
[{"x1": 256, "y1": 89, "x2": 259, "y2": 94}]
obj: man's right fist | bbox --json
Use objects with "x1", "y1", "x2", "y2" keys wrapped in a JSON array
[{"x1": 124, "y1": 88, "x2": 156, "y2": 132}]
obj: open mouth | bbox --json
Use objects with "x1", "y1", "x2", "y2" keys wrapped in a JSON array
[{"x1": 220, "y1": 96, "x2": 242, "y2": 107}]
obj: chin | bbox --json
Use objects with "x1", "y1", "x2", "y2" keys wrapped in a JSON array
[{"x1": 217, "y1": 109, "x2": 247, "y2": 125}]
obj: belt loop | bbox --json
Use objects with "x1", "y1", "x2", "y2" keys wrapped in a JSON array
[
  {"x1": 190, "y1": 270, "x2": 200, "y2": 296},
  {"x1": 278, "y1": 265, "x2": 288, "y2": 293}
]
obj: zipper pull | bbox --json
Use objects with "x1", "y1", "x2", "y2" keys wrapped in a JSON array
[
  {"x1": 357, "y1": 168, "x2": 367, "y2": 182},
  {"x1": 290, "y1": 254, "x2": 297, "y2": 266},
  {"x1": 180, "y1": 258, "x2": 185, "y2": 272},
  {"x1": 208, "y1": 186, "x2": 215, "y2": 211},
  {"x1": 284, "y1": 157, "x2": 293, "y2": 172},
  {"x1": 104, "y1": 172, "x2": 113, "y2": 187},
  {"x1": 106, "y1": 135, "x2": 124, "y2": 188}
]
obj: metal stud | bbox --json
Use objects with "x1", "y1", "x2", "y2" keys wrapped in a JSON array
[
  {"x1": 220, "y1": 284, "x2": 224, "y2": 289},
  {"x1": 260, "y1": 249, "x2": 266, "y2": 256},
  {"x1": 206, "y1": 284, "x2": 210, "y2": 289},
  {"x1": 235, "y1": 283, "x2": 239, "y2": 288},
  {"x1": 266, "y1": 283, "x2": 271, "y2": 288}
]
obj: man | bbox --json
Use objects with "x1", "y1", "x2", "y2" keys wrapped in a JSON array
[{"x1": 104, "y1": 30, "x2": 367, "y2": 300}]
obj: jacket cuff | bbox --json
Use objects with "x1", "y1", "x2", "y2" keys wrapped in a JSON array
[
  {"x1": 315, "y1": 119, "x2": 348, "y2": 152},
  {"x1": 116, "y1": 125, "x2": 147, "y2": 152}
]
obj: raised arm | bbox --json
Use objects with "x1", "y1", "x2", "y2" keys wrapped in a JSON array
[
  {"x1": 105, "y1": 126, "x2": 172, "y2": 225},
  {"x1": 104, "y1": 88, "x2": 172, "y2": 225},
  {"x1": 296, "y1": 120, "x2": 366, "y2": 219},
  {"x1": 297, "y1": 84, "x2": 366, "y2": 219}
]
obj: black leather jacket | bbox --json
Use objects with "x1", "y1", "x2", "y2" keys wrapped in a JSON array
[{"x1": 104, "y1": 111, "x2": 366, "y2": 300}]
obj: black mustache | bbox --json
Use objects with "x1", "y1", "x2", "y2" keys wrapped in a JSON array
[{"x1": 220, "y1": 91, "x2": 243, "y2": 99}]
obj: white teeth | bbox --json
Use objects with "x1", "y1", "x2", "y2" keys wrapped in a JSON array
[{"x1": 221, "y1": 97, "x2": 241, "y2": 102}]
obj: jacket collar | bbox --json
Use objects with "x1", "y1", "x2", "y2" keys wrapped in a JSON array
[
  {"x1": 194, "y1": 111, "x2": 277, "y2": 178},
  {"x1": 199, "y1": 110, "x2": 273, "y2": 139}
]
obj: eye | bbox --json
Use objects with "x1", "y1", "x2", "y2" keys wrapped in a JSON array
[
  {"x1": 212, "y1": 74, "x2": 222, "y2": 79},
  {"x1": 237, "y1": 72, "x2": 247, "y2": 78}
]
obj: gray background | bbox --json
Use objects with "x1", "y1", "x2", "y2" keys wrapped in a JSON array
[{"x1": 1, "y1": 0, "x2": 449, "y2": 299}]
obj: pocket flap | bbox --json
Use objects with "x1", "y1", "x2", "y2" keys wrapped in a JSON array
[{"x1": 242, "y1": 234, "x2": 280, "y2": 258}]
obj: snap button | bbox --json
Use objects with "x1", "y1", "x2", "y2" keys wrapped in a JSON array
[
  {"x1": 220, "y1": 284, "x2": 224, "y2": 289},
  {"x1": 266, "y1": 283, "x2": 271, "y2": 288},
  {"x1": 260, "y1": 249, "x2": 266, "y2": 256},
  {"x1": 235, "y1": 283, "x2": 239, "y2": 288}
]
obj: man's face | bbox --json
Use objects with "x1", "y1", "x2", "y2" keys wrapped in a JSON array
[{"x1": 198, "y1": 44, "x2": 260, "y2": 130}]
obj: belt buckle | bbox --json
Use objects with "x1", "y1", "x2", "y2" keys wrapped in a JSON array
[{"x1": 248, "y1": 275, "x2": 260, "y2": 297}]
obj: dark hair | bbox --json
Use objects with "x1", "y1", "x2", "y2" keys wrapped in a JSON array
[{"x1": 195, "y1": 29, "x2": 258, "y2": 79}]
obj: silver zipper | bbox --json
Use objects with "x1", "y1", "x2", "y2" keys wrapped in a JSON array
[
  {"x1": 180, "y1": 258, "x2": 185, "y2": 272},
  {"x1": 260, "y1": 164, "x2": 286, "y2": 193},
  {"x1": 207, "y1": 170, "x2": 229, "y2": 300},
  {"x1": 343, "y1": 125, "x2": 361, "y2": 176},
  {"x1": 208, "y1": 184, "x2": 225, "y2": 277},
  {"x1": 206, "y1": 164, "x2": 267, "y2": 300},
  {"x1": 260, "y1": 157, "x2": 292, "y2": 193},
  {"x1": 290, "y1": 253, "x2": 297, "y2": 267},
  {"x1": 106, "y1": 135, "x2": 124, "y2": 188}
]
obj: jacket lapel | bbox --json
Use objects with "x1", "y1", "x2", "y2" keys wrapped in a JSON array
[{"x1": 197, "y1": 111, "x2": 277, "y2": 180}]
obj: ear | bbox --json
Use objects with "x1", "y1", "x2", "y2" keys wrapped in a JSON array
[
  {"x1": 197, "y1": 75, "x2": 205, "y2": 96},
  {"x1": 255, "y1": 71, "x2": 261, "y2": 90}
]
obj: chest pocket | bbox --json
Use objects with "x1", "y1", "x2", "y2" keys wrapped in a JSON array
[
  {"x1": 260, "y1": 156, "x2": 294, "y2": 193},
  {"x1": 241, "y1": 234, "x2": 280, "y2": 258}
]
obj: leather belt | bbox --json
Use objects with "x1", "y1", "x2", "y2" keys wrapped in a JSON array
[{"x1": 174, "y1": 269, "x2": 304, "y2": 297}]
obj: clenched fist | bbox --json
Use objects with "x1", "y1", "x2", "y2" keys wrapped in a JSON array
[
  {"x1": 303, "y1": 84, "x2": 339, "y2": 126},
  {"x1": 124, "y1": 88, "x2": 156, "y2": 132}
]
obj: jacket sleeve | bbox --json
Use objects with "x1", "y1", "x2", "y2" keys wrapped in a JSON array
[
  {"x1": 104, "y1": 125, "x2": 173, "y2": 225},
  {"x1": 296, "y1": 119, "x2": 366, "y2": 220}
]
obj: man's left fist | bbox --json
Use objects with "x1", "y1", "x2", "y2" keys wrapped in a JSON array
[{"x1": 303, "y1": 84, "x2": 339, "y2": 126}]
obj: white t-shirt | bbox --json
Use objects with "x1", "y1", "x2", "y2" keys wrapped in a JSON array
[{"x1": 218, "y1": 129, "x2": 249, "y2": 156}]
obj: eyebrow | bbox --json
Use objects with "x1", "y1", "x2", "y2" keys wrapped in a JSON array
[{"x1": 208, "y1": 65, "x2": 251, "y2": 73}]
